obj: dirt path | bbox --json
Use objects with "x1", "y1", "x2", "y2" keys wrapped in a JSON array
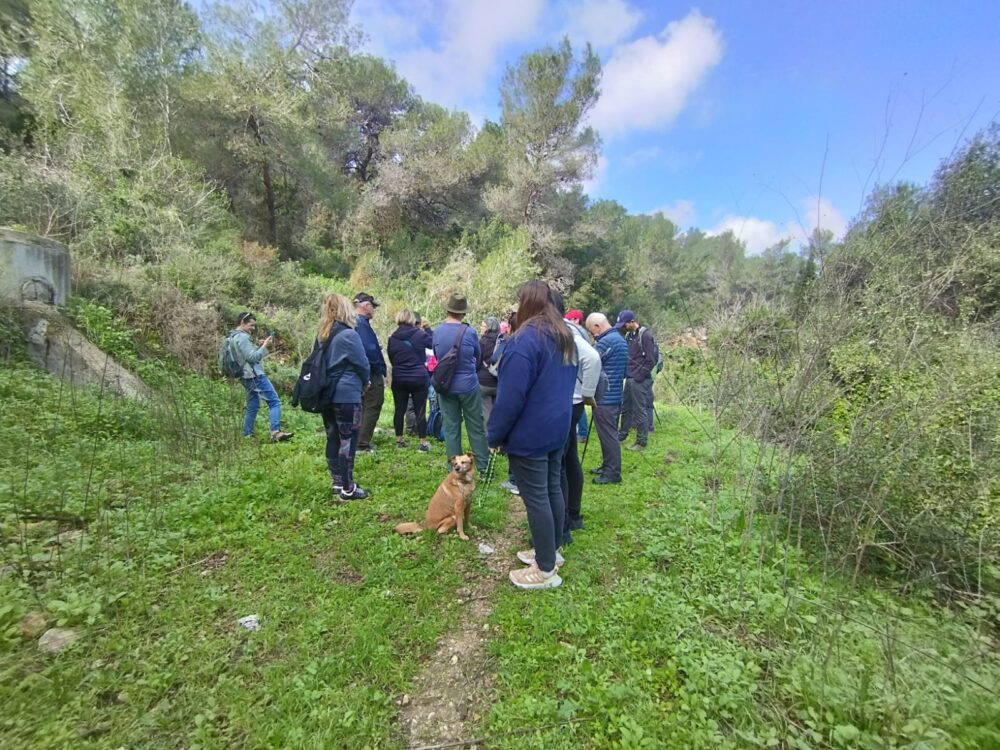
[{"x1": 397, "y1": 493, "x2": 525, "y2": 749}]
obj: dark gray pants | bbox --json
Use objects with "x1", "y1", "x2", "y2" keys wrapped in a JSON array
[
  {"x1": 510, "y1": 448, "x2": 566, "y2": 573},
  {"x1": 594, "y1": 403, "x2": 622, "y2": 480},
  {"x1": 619, "y1": 377, "x2": 653, "y2": 446},
  {"x1": 358, "y1": 372, "x2": 385, "y2": 450}
]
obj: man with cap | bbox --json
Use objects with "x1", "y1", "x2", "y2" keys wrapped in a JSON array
[
  {"x1": 354, "y1": 292, "x2": 387, "y2": 453},
  {"x1": 615, "y1": 310, "x2": 657, "y2": 451},
  {"x1": 432, "y1": 292, "x2": 490, "y2": 473}
]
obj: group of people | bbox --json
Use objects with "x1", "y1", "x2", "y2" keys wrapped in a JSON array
[{"x1": 231, "y1": 282, "x2": 661, "y2": 590}]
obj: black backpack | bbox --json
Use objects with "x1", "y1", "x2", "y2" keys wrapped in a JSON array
[
  {"x1": 431, "y1": 323, "x2": 468, "y2": 395},
  {"x1": 291, "y1": 326, "x2": 347, "y2": 413}
]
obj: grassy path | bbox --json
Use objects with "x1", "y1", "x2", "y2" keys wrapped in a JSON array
[{"x1": 2, "y1": 365, "x2": 998, "y2": 748}]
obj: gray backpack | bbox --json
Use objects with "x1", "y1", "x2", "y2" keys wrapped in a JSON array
[{"x1": 218, "y1": 331, "x2": 244, "y2": 379}]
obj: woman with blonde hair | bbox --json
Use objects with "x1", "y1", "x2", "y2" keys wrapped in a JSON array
[
  {"x1": 316, "y1": 293, "x2": 371, "y2": 501},
  {"x1": 387, "y1": 309, "x2": 433, "y2": 451}
]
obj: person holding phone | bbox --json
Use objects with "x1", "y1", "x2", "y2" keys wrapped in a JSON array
[{"x1": 231, "y1": 311, "x2": 293, "y2": 442}]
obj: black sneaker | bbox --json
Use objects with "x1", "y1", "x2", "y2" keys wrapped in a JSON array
[
  {"x1": 567, "y1": 517, "x2": 585, "y2": 531},
  {"x1": 339, "y1": 485, "x2": 370, "y2": 501},
  {"x1": 592, "y1": 475, "x2": 621, "y2": 485}
]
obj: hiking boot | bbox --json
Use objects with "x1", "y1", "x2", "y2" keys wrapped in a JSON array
[
  {"x1": 628, "y1": 443, "x2": 646, "y2": 452},
  {"x1": 589, "y1": 467, "x2": 604, "y2": 475},
  {"x1": 357, "y1": 446, "x2": 375, "y2": 455},
  {"x1": 567, "y1": 517, "x2": 585, "y2": 531},
  {"x1": 270, "y1": 430, "x2": 294, "y2": 442},
  {"x1": 339, "y1": 485, "x2": 370, "y2": 501},
  {"x1": 500, "y1": 480, "x2": 520, "y2": 495},
  {"x1": 509, "y1": 563, "x2": 562, "y2": 590},
  {"x1": 592, "y1": 474, "x2": 621, "y2": 485},
  {"x1": 517, "y1": 548, "x2": 565, "y2": 567}
]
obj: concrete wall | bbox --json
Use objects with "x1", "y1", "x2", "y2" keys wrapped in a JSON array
[{"x1": 0, "y1": 228, "x2": 70, "y2": 307}]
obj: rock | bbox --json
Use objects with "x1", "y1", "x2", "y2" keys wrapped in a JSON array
[
  {"x1": 477, "y1": 543, "x2": 495, "y2": 555},
  {"x1": 400, "y1": 694, "x2": 411, "y2": 706},
  {"x1": 19, "y1": 612, "x2": 48, "y2": 639},
  {"x1": 37, "y1": 627, "x2": 81, "y2": 654}
]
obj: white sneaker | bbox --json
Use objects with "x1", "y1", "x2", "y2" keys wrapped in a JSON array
[
  {"x1": 509, "y1": 563, "x2": 562, "y2": 590},
  {"x1": 516, "y1": 548, "x2": 565, "y2": 568}
]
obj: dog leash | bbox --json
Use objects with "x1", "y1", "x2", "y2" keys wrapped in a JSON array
[{"x1": 482, "y1": 450, "x2": 498, "y2": 488}]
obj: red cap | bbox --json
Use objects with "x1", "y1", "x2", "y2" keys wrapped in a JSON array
[{"x1": 565, "y1": 309, "x2": 584, "y2": 324}]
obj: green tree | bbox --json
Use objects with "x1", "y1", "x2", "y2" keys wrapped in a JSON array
[{"x1": 486, "y1": 38, "x2": 601, "y2": 281}]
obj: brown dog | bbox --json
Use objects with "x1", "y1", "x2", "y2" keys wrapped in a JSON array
[{"x1": 395, "y1": 453, "x2": 476, "y2": 540}]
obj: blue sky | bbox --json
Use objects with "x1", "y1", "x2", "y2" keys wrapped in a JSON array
[{"x1": 351, "y1": 0, "x2": 999, "y2": 253}]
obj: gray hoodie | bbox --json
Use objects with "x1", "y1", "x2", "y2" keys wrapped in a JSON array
[{"x1": 566, "y1": 320, "x2": 602, "y2": 405}]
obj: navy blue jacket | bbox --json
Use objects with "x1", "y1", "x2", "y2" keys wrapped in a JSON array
[
  {"x1": 594, "y1": 328, "x2": 628, "y2": 406},
  {"x1": 356, "y1": 315, "x2": 387, "y2": 377},
  {"x1": 432, "y1": 322, "x2": 481, "y2": 395},
  {"x1": 487, "y1": 323, "x2": 577, "y2": 458},
  {"x1": 321, "y1": 323, "x2": 371, "y2": 404},
  {"x1": 387, "y1": 325, "x2": 432, "y2": 384}
]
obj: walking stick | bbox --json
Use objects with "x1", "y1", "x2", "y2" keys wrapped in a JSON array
[{"x1": 580, "y1": 408, "x2": 595, "y2": 464}]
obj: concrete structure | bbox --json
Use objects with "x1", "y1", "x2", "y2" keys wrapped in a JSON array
[
  {"x1": 0, "y1": 228, "x2": 70, "y2": 307},
  {"x1": 21, "y1": 302, "x2": 149, "y2": 401}
]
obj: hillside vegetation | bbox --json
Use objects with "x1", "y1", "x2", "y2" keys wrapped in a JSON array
[{"x1": 1, "y1": 0, "x2": 999, "y2": 747}]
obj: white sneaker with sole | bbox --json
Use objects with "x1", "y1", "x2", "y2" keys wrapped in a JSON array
[
  {"x1": 509, "y1": 563, "x2": 562, "y2": 590},
  {"x1": 516, "y1": 548, "x2": 565, "y2": 568}
]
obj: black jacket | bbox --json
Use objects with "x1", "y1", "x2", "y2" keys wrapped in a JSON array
[
  {"x1": 477, "y1": 330, "x2": 499, "y2": 387},
  {"x1": 387, "y1": 325, "x2": 432, "y2": 384},
  {"x1": 626, "y1": 327, "x2": 657, "y2": 381}
]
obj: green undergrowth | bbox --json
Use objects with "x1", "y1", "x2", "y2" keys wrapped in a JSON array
[
  {"x1": 485, "y1": 408, "x2": 1000, "y2": 749},
  {"x1": 2, "y1": 359, "x2": 998, "y2": 749},
  {"x1": 0, "y1": 361, "x2": 509, "y2": 749}
]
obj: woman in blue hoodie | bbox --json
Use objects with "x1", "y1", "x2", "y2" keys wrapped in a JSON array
[
  {"x1": 488, "y1": 281, "x2": 577, "y2": 590},
  {"x1": 317, "y1": 294, "x2": 371, "y2": 501}
]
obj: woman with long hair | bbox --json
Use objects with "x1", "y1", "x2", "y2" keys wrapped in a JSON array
[
  {"x1": 487, "y1": 280, "x2": 577, "y2": 589},
  {"x1": 317, "y1": 293, "x2": 371, "y2": 501},
  {"x1": 387, "y1": 309, "x2": 433, "y2": 451}
]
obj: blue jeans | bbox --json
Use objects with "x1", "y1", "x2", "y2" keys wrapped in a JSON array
[
  {"x1": 510, "y1": 447, "x2": 566, "y2": 573},
  {"x1": 577, "y1": 408, "x2": 589, "y2": 438},
  {"x1": 242, "y1": 374, "x2": 282, "y2": 436}
]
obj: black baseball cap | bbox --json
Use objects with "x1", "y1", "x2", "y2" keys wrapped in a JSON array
[{"x1": 353, "y1": 292, "x2": 380, "y2": 307}]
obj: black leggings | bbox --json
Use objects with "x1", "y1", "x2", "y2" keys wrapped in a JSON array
[
  {"x1": 392, "y1": 380, "x2": 428, "y2": 438},
  {"x1": 561, "y1": 402, "x2": 586, "y2": 530}
]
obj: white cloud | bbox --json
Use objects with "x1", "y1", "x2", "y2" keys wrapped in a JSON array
[
  {"x1": 708, "y1": 196, "x2": 849, "y2": 255},
  {"x1": 709, "y1": 216, "x2": 790, "y2": 255},
  {"x1": 804, "y1": 195, "x2": 848, "y2": 238},
  {"x1": 357, "y1": 0, "x2": 544, "y2": 107},
  {"x1": 649, "y1": 200, "x2": 696, "y2": 227},
  {"x1": 564, "y1": 0, "x2": 643, "y2": 50},
  {"x1": 590, "y1": 10, "x2": 723, "y2": 139}
]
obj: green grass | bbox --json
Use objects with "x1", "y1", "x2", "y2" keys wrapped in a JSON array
[{"x1": 2, "y1": 362, "x2": 998, "y2": 749}]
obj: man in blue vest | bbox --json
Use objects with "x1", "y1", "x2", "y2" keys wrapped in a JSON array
[
  {"x1": 354, "y1": 292, "x2": 386, "y2": 453},
  {"x1": 585, "y1": 312, "x2": 628, "y2": 484}
]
